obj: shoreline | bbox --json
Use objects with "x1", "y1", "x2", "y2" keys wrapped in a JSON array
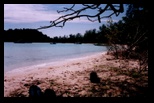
[
  {"x1": 4, "y1": 52, "x2": 148, "y2": 97},
  {"x1": 4, "y1": 52, "x2": 105, "y2": 74},
  {"x1": 4, "y1": 52, "x2": 106, "y2": 97}
]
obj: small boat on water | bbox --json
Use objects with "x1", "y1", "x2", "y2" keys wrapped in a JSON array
[
  {"x1": 94, "y1": 43, "x2": 108, "y2": 46},
  {"x1": 50, "y1": 42, "x2": 56, "y2": 44},
  {"x1": 74, "y1": 42, "x2": 82, "y2": 44}
]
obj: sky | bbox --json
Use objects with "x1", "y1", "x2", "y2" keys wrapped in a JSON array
[{"x1": 4, "y1": 4, "x2": 128, "y2": 38}]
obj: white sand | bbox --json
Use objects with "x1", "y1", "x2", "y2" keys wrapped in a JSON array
[{"x1": 4, "y1": 52, "x2": 145, "y2": 97}]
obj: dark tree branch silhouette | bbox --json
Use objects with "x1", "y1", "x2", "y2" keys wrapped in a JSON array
[{"x1": 37, "y1": 4, "x2": 124, "y2": 30}]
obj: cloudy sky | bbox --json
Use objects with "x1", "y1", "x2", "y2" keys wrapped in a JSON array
[{"x1": 4, "y1": 4, "x2": 127, "y2": 38}]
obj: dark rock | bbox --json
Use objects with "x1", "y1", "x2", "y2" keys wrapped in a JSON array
[
  {"x1": 44, "y1": 89, "x2": 56, "y2": 97},
  {"x1": 29, "y1": 85, "x2": 43, "y2": 97},
  {"x1": 24, "y1": 83, "x2": 29, "y2": 87},
  {"x1": 90, "y1": 71, "x2": 100, "y2": 83}
]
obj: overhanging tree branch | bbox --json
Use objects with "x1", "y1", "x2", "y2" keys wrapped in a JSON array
[{"x1": 37, "y1": 4, "x2": 124, "y2": 30}]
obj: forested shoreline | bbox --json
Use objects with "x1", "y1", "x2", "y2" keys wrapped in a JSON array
[
  {"x1": 3, "y1": 27, "x2": 108, "y2": 44},
  {"x1": 4, "y1": 4, "x2": 148, "y2": 97},
  {"x1": 4, "y1": 4, "x2": 148, "y2": 47},
  {"x1": 4, "y1": 4, "x2": 148, "y2": 61}
]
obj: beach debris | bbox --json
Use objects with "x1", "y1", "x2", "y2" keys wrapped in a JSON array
[{"x1": 43, "y1": 89, "x2": 56, "y2": 97}]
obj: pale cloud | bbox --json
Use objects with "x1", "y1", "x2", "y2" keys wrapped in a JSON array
[
  {"x1": 4, "y1": 4, "x2": 61, "y2": 23},
  {"x1": 4, "y1": 4, "x2": 118, "y2": 24}
]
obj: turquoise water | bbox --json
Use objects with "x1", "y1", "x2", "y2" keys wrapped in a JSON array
[{"x1": 4, "y1": 42, "x2": 107, "y2": 73}]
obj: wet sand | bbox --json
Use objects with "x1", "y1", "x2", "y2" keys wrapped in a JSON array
[{"x1": 4, "y1": 52, "x2": 148, "y2": 97}]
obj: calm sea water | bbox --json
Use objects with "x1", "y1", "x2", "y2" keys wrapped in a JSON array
[{"x1": 4, "y1": 42, "x2": 107, "y2": 73}]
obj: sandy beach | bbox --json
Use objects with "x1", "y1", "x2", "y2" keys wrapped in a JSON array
[{"x1": 4, "y1": 52, "x2": 148, "y2": 97}]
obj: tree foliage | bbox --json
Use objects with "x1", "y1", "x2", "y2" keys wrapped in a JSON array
[
  {"x1": 105, "y1": 4, "x2": 148, "y2": 71},
  {"x1": 4, "y1": 4, "x2": 148, "y2": 71},
  {"x1": 4, "y1": 29, "x2": 51, "y2": 43}
]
